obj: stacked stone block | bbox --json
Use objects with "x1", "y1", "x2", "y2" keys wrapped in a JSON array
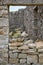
[
  {"x1": 9, "y1": 6, "x2": 43, "y2": 40},
  {"x1": 9, "y1": 9, "x2": 25, "y2": 32},
  {"x1": 24, "y1": 6, "x2": 34, "y2": 39},
  {"x1": 0, "y1": 5, "x2": 9, "y2": 62},
  {"x1": 3, "y1": 40, "x2": 43, "y2": 65},
  {"x1": 0, "y1": 0, "x2": 43, "y2": 5},
  {"x1": 0, "y1": 6, "x2": 9, "y2": 45},
  {"x1": 2, "y1": 44, "x2": 8, "y2": 62},
  {"x1": 0, "y1": 2, "x2": 43, "y2": 65},
  {"x1": 6, "y1": 40, "x2": 37, "y2": 64}
]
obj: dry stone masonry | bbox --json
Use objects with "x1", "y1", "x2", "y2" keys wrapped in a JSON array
[
  {"x1": 0, "y1": 0, "x2": 43, "y2": 65},
  {"x1": 0, "y1": 6, "x2": 9, "y2": 46},
  {"x1": 9, "y1": 9, "x2": 24, "y2": 32},
  {"x1": 0, "y1": 5, "x2": 9, "y2": 65},
  {"x1": 9, "y1": 6, "x2": 43, "y2": 40},
  {"x1": 3, "y1": 39, "x2": 43, "y2": 65},
  {"x1": 0, "y1": 0, "x2": 43, "y2": 4}
]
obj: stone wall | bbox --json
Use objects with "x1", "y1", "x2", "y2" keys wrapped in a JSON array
[
  {"x1": 0, "y1": 0, "x2": 43, "y2": 5},
  {"x1": 0, "y1": 5, "x2": 9, "y2": 46},
  {"x1": 37, "y1": 6, "x2": 43, "y2": 39},
  {"x1": 9, "y1": 6, "x2": 43, "y2": 40},
  {"x1": 24, "y1": 6, "x2": 34, "y2": 39},
  {"x1": 0, "y1": 0, "x2": 43, "y2": 65},
  {"x1": 24, "y1": 6, "x2": 43, "y2": 40},
  {"x1": 3, "y1": 40, "x2": 43, "y2": 65},
  {"x1": 9, "y1": 9, "x2": 25, "y2": 32}
]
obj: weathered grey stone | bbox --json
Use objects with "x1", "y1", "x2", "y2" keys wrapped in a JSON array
[
  {"x1": 9, "y1": 58, "x2": 19, "y2": 63},
  {"x1": 24, "y1": 40, "x2": 34, "y2": 45},
  {"x1": 0, "y1": 58, "x2": 3, "y2": 63},
  {"x1": 21, "y1": 49, "x2": 37, "y2": 54},
  {"x1": 0, "y1": 6, "x2": 8, "y2": 10},
  {"x1": 12, "y1": 50, "x2": 21, "y2": 53},
  {"x1": 3, "y1": 48, "x2": 8, "y2": 53},
  {"x1": 35, "y1": 0, "x2": 43, "y2": 4},
  {"x1": 38, "y1": 48, "x2": 43, "y2": 52},
  {"x1": 28, "y1": 43, "x2": 36, "y2": 48},
  {"x1": 0, "y1": 5, "x2": 43, "y2": 65},
  {"x1": 20, "y1": 59, "x2": 26, "y2": 63},
  {"x1": 9, "y1": 50, "x2": 20, "y2": 54},
  {"x1": 39, "y1": 54, "x2": 43, "y2": 63},
  {"x1": 9, "y1": 47, "x2": 17, "y2": 50},
  {"x1": 9, "y1": 42, "x2": 23, "y2": 47},
  {"x1": 9, "y1": 10, "x2": 24, "y2": 32},
  {"x1": 0, "y1": 39, "x2": 8, "y2": 45},
  {"x1": 0, "y1": 35, "x2": 8, "y2": 40},
  {"x1": 0, "y1": 7, "x2": 8, "y2": 17},
  {"x1": 19, "y1": 54, "x2": 27, "y2": 58},
  {"x1": 3, "y1": 53, "x2": 8, "y2": 58},
  {"x1": 27, "y1": 55, "x2": 38, "y2": 64},
  {"x1": 2, "y1": 0, "x2": 43, "y2": 4},
  {"x1": 0, "y1": 18, "x2": 9, "y2": 26},
  {"x1": 32, "y1": 63, "x2": 41, "y2": 65},
  {"x1": 0, "y1": 10, "x2": 3, "y2": 16},
  {"x1": 0, "y1": 27, "x2": 9, "y2": 36},
  {"x1": 12, "y1": 63, "x2": 30, "y2": 65},
  {"x1": 3, "y1": 0, "x2": 12, "y2": 4},
  {"x1": 35, "y1": 41, "x2": 43, "y2": 49},
  {"x1": 12, "y1": 0, "x2": 32, "y2": 4},
  {"x1": 10, "y1": 53, "x2": 18, "y2": 59},
  {"x1": 18, "y1": 45, "x2": 29, "y2": 50},
  {"x1": 9, "y1": 6, "x2": 43, "y2": 40},
  {"x1": 0, "y1": 0, "x2": 2, "y2": 5}
]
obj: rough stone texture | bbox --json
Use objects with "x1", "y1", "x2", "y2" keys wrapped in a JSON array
[
  {"x1": 24, "y1": 6, "x2": 34, "y2": 39},
  {"x1": 8, "y1": 6, "x2": 43, "y2": 64},
  {"x1": 0, "y1": 0, "x2": 43, "y2": 5},
  {"x1": 0, "y1": 6, "x2": 9, "y2": 45},
  {"x1": 38, "y1": 48, "x2": 43, "y2": 52},
  {"x1": 9, "y1": 58, "x2": 19, "y2": 64},
  {"x1": 0, "y1": 18, "x2": 8, "y2": 27},
  {"x1": 20, "y1": 59, "x2": 26, "y2": 63},
  {"x1": 19, "y1": 54, "x2": 27, "y2": 58},
  {"x1": 1, "y1": 40, "x2": 43, "y2": 64},
  {"x1": 0, "y1": 6, "x2": 9, "y2": 65},
  {"x1": 39, "y1": 54, "x2": 43, "y2": 63},
  {"x1": 9, "y1": 9, "x2": 25, "y2": 32},
  {"x1": 9, "y1": 6, "x2": 43, "y2": 40},
  {"x1": 18, "y1": 45, "x2": 29, "y2": 50},
  {"x1": 9, "y1": 42, "x2": 23, "y2": 47},
  {"x1": 10, "y1": 53, "x2": 18, "y2": 59},
  {"x1": 27, "y1": 55, "x2": 38, "y2": 64},
  {"x1": 0, "y1": 2, "x2": 43, "y2": 65}
]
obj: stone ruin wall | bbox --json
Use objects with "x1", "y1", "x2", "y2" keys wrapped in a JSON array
[
  {"x1": 0, "y1": 5, "x2": 9, "y2": 46},
  {"x1": 0, "y1": 0, "x2": 43, "y2": 4},
  {"x1": 24, "y1": 6, "x2": 43, "y2": 40},
  {"x1": 3, "y1": 6, "x2": 43, "y2": 65},
  {"x1": 9, "y1": 9, "x2": 24, "y2": 32},
  {"x1": 0, "y1": 0, "x2": 43, "y2": 65},
  {"x1": 9, "y1": 6, "x2": 33, "y2": 39},
  {"x1": 9, "y1": 6, "x2": 43, "y2": 40},
  {"x1": 0, "y1": 0, "x2": 43, "y2": 46}
]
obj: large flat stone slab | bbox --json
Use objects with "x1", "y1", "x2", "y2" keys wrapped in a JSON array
[
  {"x1": 27, "y1": 55, "x2": 38, "y2": 64},
  {"x1": 2, "y1": 0, "x2": 43, "y2": 4},
  {"x1": 0, "y1": 18, "x2": 9, "y2": 26},
  {"x1": 39, "y1": 54, "x2": 43, "y2": 63}
]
